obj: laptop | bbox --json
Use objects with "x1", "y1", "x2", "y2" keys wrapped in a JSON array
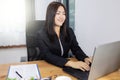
[{"x1": 63, "y1": 41, "x2": 120, "y2": 80}]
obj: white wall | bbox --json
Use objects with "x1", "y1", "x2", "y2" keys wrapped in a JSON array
[
  {"x1": 0, "y1": 47, "x2": 27, "y2": 64},
  {"x1": 75, "y1": 0, "x2": 120, "y2": 56}
]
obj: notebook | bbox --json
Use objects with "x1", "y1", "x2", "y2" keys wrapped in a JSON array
[{"x1": 63, "y1": 41, "x2": 120, "y2": 80}]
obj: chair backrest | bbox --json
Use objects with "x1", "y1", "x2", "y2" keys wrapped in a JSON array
[{"x1": 26, "y1": 20, "x2": 45, "y2": 61}]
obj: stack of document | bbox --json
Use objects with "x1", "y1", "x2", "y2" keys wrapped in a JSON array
[{"x1": 7, "y1": 64, "x2": 41, "y2": 80}]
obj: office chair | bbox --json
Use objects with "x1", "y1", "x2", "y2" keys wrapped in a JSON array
[{"x1": 26, "y1": 20, "x2": 45, "y2": 61}]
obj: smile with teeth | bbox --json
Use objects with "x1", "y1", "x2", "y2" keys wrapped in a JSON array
[{"x1": 58, "y1": 19, "x2": 64, "y2": 23}]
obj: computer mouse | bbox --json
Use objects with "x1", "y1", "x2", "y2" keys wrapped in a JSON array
[{"x1": 55, "y1": 76, "x2": 71, "y2": 80}]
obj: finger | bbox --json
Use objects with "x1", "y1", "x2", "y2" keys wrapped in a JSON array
[
  {"x1": 79, "y1": 67, "x2": 86, "y2": 72},
  {"x1": 89, "y1": 57, "x2": 93, "y2": 62},
  {"x1": 83, "y1": 64, "x2": 90, "y2": 71},
  {"x1": 84, "y1": 58, "x2": 90, "y2": 64},
  {"x1": 85, "y1": 58, "x2": 92, "y2": 65},
  {"x1": 78, "y1": 61, "x2": 90, "y2": 71},
  {"x1": 85, "y1": 61, "x2": 90, "y2": 65},
  {"x1": 82, "y1": 67, "x2": 89, "y2": 71}
]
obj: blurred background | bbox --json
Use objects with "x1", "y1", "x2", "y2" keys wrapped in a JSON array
[{"x1": 0, "y1": 0, "x2": 120, "y2": 64}]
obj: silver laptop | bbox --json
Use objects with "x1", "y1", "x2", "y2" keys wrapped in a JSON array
[{"x1": 88, "y1": 41, "x2": 120, "y2": 80}]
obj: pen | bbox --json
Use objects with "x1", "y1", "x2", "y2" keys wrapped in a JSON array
[{"x1": 15, "y1": 71, "x2": 23, "y2": 78}]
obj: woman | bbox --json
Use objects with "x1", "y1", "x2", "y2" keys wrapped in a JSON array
[{"x1": 37, "y1": 1, "x2": 92, "y2": 71}]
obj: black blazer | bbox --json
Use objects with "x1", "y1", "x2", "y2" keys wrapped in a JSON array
[{"x1": 37, "y1": 27, "x2": 88, "y2": 67}]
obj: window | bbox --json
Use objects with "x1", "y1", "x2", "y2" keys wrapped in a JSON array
[
  {"x1": 0, "y1": 0, "x2": 26, "y2": 46},
  {"x1": 63, "y1": 0, "x2": 75, "y2": 30}
]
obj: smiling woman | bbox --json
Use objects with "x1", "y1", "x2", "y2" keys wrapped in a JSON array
[{"x1": 0, "y1": 0, "x2": 26, "y2": 46}]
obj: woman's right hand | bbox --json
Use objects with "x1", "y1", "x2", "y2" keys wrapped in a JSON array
[{"x1": 65, "y1": 61, "x2": 90, "y2": 71}]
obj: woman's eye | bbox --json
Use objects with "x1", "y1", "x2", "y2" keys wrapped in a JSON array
[
  {"x1": 56, "y1": 12, "x2": 60, "y2": 15},
  {"x1": 63, "y1": 13, "x2": 66, "y2": 15},
  {"x1": 56, "y1": 13, "x2": 66, "y2": 15}
]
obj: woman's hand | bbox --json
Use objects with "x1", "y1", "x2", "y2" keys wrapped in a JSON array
[
  {"x1": 84, "y1": 57, "x2": 92, "y2": 65},
  {"x1": 65, "y1": 61, "x2": 90, "y2": 71}
]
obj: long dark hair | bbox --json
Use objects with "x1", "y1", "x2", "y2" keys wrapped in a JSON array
[{"x1": 45, "y1": 1, "x2": 68, "y2": 42}]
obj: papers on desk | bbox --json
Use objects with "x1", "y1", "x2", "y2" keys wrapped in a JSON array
[{"x1": 7, "y1": 64, "x2": 41, "y2": 80}]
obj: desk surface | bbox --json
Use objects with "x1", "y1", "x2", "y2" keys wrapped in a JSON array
[
  {"x1": 97, "y1": 70, "x2": 120, "y2": 80},
  {"x1": 0, "y1": 60, "x2": 77, "y2": 80},
  {"x1": 0, "y1": 60, "x2": 120, "y2": 80}
]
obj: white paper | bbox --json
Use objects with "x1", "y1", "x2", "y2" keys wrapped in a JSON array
[{"x1": 7, "y1": 64, "x2": 41, "y2": 80}]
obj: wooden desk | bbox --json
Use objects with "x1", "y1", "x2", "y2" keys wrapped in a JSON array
[
  {"x1": 0, "y1": 60, "x2": 119, "y2": 80},
  {"x1": 0, "y1": 60, "x2": 77, "y2": 80},
  {"x1": 97, "y1": 70, "x2": 120, "y2": 80}
]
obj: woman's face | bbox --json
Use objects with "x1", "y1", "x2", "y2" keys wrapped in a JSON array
[{"x1": 54, "y1": 6, "x2": 66, "y2": 27}]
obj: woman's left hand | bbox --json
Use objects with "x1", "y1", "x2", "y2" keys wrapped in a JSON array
[{"x1": 84, "y1": 57, "x2": 92, "y2": 65}]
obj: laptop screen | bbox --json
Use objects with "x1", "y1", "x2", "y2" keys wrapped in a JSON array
[{"x1": 88, "y1": 41, "x2": 120, "y2": 80}]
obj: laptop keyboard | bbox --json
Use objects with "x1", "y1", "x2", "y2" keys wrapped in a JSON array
[{"x1": 63, "y1": 67, "x2": 89, "y2": 80}]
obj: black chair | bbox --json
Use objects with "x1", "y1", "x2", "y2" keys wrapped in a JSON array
[{"x1": 26, "y1": 20, "x2": 45, "y2": 61}]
